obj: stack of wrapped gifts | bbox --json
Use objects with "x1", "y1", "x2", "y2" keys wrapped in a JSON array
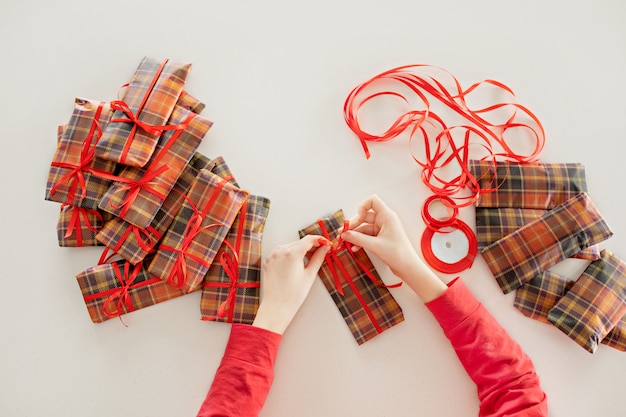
[{"x1": 45, "y1": 56, "x2": 270, "y2": 325}]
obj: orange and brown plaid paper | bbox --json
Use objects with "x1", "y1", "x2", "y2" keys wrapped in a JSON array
[
  {"x1": 298, "y1": 210, "x2": 404, "y2": 345},
  {"x1": 45, "y1": 98, "x2": 115, "y2": 209},
  {"x1": 57, "y1": 205, "x2": 110, "y2": 247},
  {"x1": 97, "y1": 93, "x2": 211, "y2": 228},
  {"x1": 148, "y1": 169, "x2": 248, "y2": 293},
  {"x1": 200, "y1": 195, "x2": 270, "y2": 324},
  {"x1": 95, "y1": 56, "x2": 191, "y2": 167},
  {"x1": 481, "y1": 193, "x2": 613, "y2": 294}
]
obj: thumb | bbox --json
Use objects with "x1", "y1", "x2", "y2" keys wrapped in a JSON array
[
  {"x1": 341, "y1": 230, "x2": 378, "y2": 252},
  {"x1": 306, "y1": 244, "x2": 330, "y2": 274}
]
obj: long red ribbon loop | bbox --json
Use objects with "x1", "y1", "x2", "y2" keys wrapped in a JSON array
[{"x1": 49, "y1": 103, "x2": 105, "y2": 203}]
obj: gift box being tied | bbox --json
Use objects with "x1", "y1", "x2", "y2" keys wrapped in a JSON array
[
  {"x1": 148, "y1": 169, "x2": 249, "y2": 293},
  {"x1": 97, "y1": 92, "x2": 212, "y2": 229},
  {"x1": 95, "y1": 56, "x2": 192, "y2": 168},
  {"x1": 201, "y1": 194, "x2": 270, "y2": 324},
  {"x1": 76, "y1": 257, "x2": 188, "y2": 324},
  {"x1": 45, "y1": 98, "x2": 116, "y2": 209},
  {"x1": 298, "y1": 210, "x2": 404, "y2": 345}
]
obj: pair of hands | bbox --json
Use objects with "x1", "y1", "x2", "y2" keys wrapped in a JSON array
[{"x1": 252, "y1": 195, "x2": 447, "y2": 335}]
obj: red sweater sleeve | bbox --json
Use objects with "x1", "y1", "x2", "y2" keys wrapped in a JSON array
[
  {"x1": 196, "y1": 324, "x2": 282, "y2": 417},
  {"x1": 425, "y1": 278, "x2": 548, "y2": 417}
]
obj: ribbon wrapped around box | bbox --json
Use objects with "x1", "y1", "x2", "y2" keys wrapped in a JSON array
[
  {"x1": 548, "y1": 250, "x2": 626, "y2": 353},
  {"x1": 480, "y1": 193, "x2": 613, "y2": 294},
  {"x1": 148, "y1": 169, "x2": 248, "y2": 293},
  {"x1": 95, "y1": 56, "x2": 191, "y2": 167},
  {"x1": 45, "y1": 98, "x2": 115, "y2": 209},
  {"x1": 96, "y1": 153, "x2": 217, "y2": 264},
  {"x1": 98, "y1": 92, "x2": 211, "y2": 228},
  {"x1": 200, "y1": 195, "x2": 270, "y2": 324},
  {"x1": 76, "y1": 258, "x2": 188, "y2": 323},
  {"x1": 57, "y1": 204, "x2": 113, "y2": 247},
  {"x1": 298, "y1": 210, "x2": 404, "y2": 345},
  {"x1": 470, "y1": 160, "x2": 600, "y2": 261}
]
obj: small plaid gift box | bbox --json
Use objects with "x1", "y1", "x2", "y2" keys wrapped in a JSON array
[
  {"x1": 548, "y1": 250, "x2": 626, "y2": 353},
  {"x1": 469, "y1": 160, "x2": 588, "y2": 209},
  {"x1": 76, "y1": 258, "x2": 187, "y2": 324},
  {"x1": 476, "y1": 207, "x2": 601, "y2": 261},
  {"x1": 98, "y1": 93, "x2": 211, "y2": 228},
  {"x1": 96, "y1": 152, "x2": 217, "y2": 264},
  {"x1": 481, "y1": 193, "x2": 613, "y2": 294},
  {"x1": 298, "y1": 210, "x2": 404, "y2": 345},
  {"x1": 514, "y1": 271, "x2": 575, "y2": 324},
  {"x1": 95, "y1": 56, "x2": 191, "y2": 167},
  {"x1": 45, "y1": 98, "x2": 116, "y2": 209},
  {"x1": 200, "y1": 195, "x2": 270, "y2": 324},
  {"x1": 57, "y1": 204, "x2": 113, "y2": 247},
  {"x1": 148, "y1": 169, "x2": 249, "y2": 293}
]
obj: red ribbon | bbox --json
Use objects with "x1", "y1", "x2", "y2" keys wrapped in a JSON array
[
  {"x1": 344, "y1": 65, "x2": 545, "y2": 208},
  {"x1": 202, "y1": 200, "x2": 260, "y2": 322},
  {"x1": 106, "y1": 164, "x2": 170, "y2": 219},
  {"x1": 83, "y1": 261, "x2": 161, "y2": 322},
  {"x1": 49, "y1": 102, "x2": 105, "y2": 203},
  {"x1": 317, "y1": 220, "x2": 401, "y2": 334},
  {"x1": 108, "y1": 59, "x2": 190, "y2": 165},
  {"x1": 114, "y1": 224, "x2": 163, "y2": 254},
  {"x1": 159, "y1": 176, "x2": 232, "y2": 289},
  {"x1": 62, "y1": 204, "x2": 104, "y2": 247}
]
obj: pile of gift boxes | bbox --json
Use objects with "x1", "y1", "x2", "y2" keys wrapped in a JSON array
[{"x1": 45, "y1": 56, "x2": 269, "y2": 325}]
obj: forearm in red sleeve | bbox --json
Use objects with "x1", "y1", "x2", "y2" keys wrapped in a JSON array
[
  {"x1": 196, "y1": 324, "x2": 282, "y2": 417},
  {"x1": 425, "y1": 278, "x2": 548, "y2": 417}
]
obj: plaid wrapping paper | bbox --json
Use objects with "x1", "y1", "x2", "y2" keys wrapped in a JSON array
[
  {"x1": 514, "y1": 271, "x2": 575, "y2": 324},
  {"x1": 601, "y1": 315, "x2": 626, "y2": 352},
  {"x1": 200, "y1": 195, "x2": 271, "y2": 324},
  {"x1": 548, "y1": 250, "x2": 626, "y2": 353},
  {"x1": 469, "y1": 160, "x2": 588, "y2": 209},
  {"x1": 45, "y1": 98, "x2": 116, "y2": 210},
  {"x1": 57, "y1": 205, "x2": 114, "y2": 247},
  {"x1": 98, "y1": 93, "x2": 211, "y2": 228},
  {"x1": 95, "y1": 56, "x2": 191, "y2": 167},
  {"x1": 476, "y1": 207, "x2": 601, "y2": 261},
  {"x1": 76, "y1": 257, "x2": 189, "y2": 323},
  {"x1": 298, "y1": 210, "x2": 404, "y2": 345},
  {"x1": 481, "y1": 193, "x2": 613, "y2": 294},
  {"x1": 148, "y1": 169, "x2": 249, "y2": 293}
]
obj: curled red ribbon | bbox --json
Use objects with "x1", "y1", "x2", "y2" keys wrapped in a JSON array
[
  {"x1": 113, "y1": 224, "x2": 163, "y2": 255},
  {"x1": 62, "y1": 204, "x2": 104, "y2": 247},
  {"x1": 202, "y1": 200, "x2": 261, "y2": 322},
  {"x1": 49, "y1": 102, "x2": 105, "y2": 203},
  {"x1": 344, "y1": 64, "x2": 545, "y2": 208},
  {"x1": 83, "y1": 261, "x2": 161, "y2": 324}
]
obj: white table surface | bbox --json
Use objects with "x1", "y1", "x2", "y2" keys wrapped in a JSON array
[{"x1": 1, "y1": 1, "x2": 625, "y2": 416}]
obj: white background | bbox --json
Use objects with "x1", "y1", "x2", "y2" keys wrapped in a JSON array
[{"x1": 1, "y1": 1, "x2": 625, "y2": 416}]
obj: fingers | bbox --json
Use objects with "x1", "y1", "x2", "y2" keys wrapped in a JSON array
[
  {"x1": 341, "y1": 229, "x2": 378, "y2": 253},
  {"x1": 306, "y1": 244, "x2": 330, "y2": 273},
  {"x1": 296, "y1": 234, "x2": 326, "y2": 255}
]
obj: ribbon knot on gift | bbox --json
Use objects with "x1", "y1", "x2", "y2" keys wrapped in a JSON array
[
  {"x1": 115, "y1": 225, "x2": 163, "y2": 254},
  {"x1": 107, "y1": 164, "x2": 170, "y2": 218},
  {"x1": 63, "y1": 204, "x2": 104, "y2": 247}
]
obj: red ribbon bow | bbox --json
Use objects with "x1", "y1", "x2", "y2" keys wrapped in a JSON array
[{"x1": 62, "y1": 204, "x2": 104, "y2": 247}]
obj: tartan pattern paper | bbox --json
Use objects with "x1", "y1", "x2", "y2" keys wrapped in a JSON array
[
  {"x1": 96, "y1": 153, "x2": 216, "y2": 264},
  {"x1": 57, "y1": 205, "x2": 110, "y2": 247},
  {"x1": 548, "y1": 251, "x2": 626, "y2": 353},
  {"x1": 602, "y1": 315, "x2": 626, "y2": 352},
  {"x1": 95, "y1": 56, "x2": 191, "y2": 167},
  {"x1": 514, "y1": 271, "x2": 574, "y2": 324},
  {"x1": 469, "y1": 160, "x2": 588, "y2": 209},
  {"x1": 148, "y1": 169, "x2": 249, "y2": 293},
  {"x1": 98, "y1": 93, "x2": 211, "y2": 228},
  {"x1": 481, "y1": 193, "x2": 613, "y2": 294},
  {"x1": 45, "y1": 98, "x2": 116, "y2": 209},
  {"x1": 298, "y1": 210, "x2": 404, "y2": 345},
  {"x1": 200, "y1": 195, "x2": 271, "y2": 324},
  {"x1": 475, "y1": 207, "x2": 601, "y2": 261},
  {"x1": 211, "y1": 156, "x2": 240, "y2": 188},
  {"x1": 76, "y1": 258, "x2": 188, "y2": 323}
]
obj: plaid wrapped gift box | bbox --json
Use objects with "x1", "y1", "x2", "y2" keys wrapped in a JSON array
[
  {"x1": 469, "y1": 160, "x2": 588, "y2": 209},
  {"x1": 298, "y1": 210, "x2": 404, "y2": 345},
  {"x1": 548, "y1": 250, "x2": 626, "y2": 353},
  {"x1": 96, "y1": 153, "x2": 217, "y2": 264},
  {"x1": 200, "y1": 195, "x2": 270, "y2": 324},
  {"x1": 148, "y1": 169, "x2": 249, "y2": 293},
  {"x1": 514, "y1": 271, "x2": 575, "y2": 324},
  {"x1": 481, "y1": 193, "x2": 613, "y2": 294},
  {"x1": 76, "y1": 258, "x2": 187, "y2": 324},
  {"x1": 98, "y1": 93, "x2": 211, "y2": 228},
  {"x1": 57, "y1": 205, "x2": 113, "y2": 247},
  {"x1": 45, "y1": 98, "x2": 116, "y2": 209},
  {"x1": 95, "y1": 56, "x2": 191, "y2": 167},
  {"x1": 476, "y1": 207, "x2": 600, "y2": 261}
]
